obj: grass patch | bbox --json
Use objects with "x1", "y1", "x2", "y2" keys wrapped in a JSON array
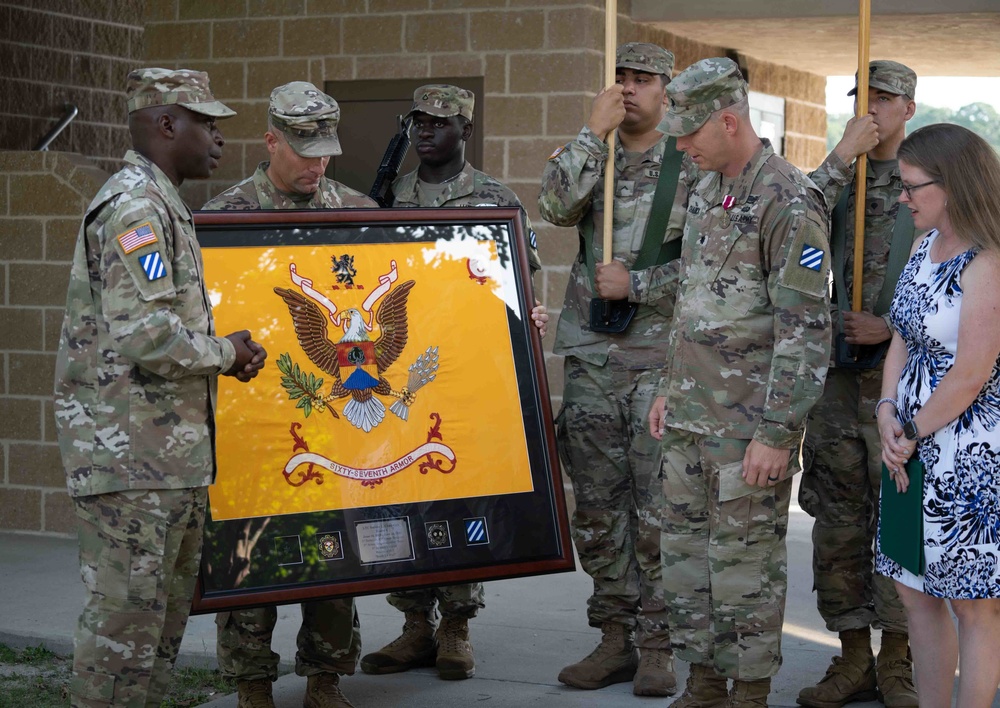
[
  {"x1": 0, "y1": 642, "x2": 236, "y2": 708},
  {"x1": 0, "y1": 643, "x2": 59, "y2": 665},
  {"x1": 0, "y1": 644, "x2": 69, "y2": 708},
  {"x1": 162, "y1": 667, "x2": 236, "y2": 707}
]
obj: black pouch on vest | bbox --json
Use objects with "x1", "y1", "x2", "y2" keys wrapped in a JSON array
[
  {"x1": 589, "y1": 298, "x2": 638, "y2": 333},
  {"x1": 834, "y1": 332, "x2": 890, "y2": 369}
]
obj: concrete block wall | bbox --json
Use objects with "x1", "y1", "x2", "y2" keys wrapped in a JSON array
[
  {"x1": 0, "y1": 151, "x2": 108, "y2": 534},
  {"x1": 0, "y1": 2, "x2": 826, "y2": 534},
  {"x1": 0, "y1": 1, "x2": 146, "y2": 174},
  {"x1": 141, "y1": 0, "x2": 826, "y2": 404}
]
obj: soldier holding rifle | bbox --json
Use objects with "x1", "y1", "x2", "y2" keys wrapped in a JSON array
[{"x1": 361, "y1": 83, "x2": 546, "y2": 682}]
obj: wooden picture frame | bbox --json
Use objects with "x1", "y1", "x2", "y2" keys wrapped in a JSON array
[{"x1": 190, "y1": 207, "x2": 573, "y2": 613}]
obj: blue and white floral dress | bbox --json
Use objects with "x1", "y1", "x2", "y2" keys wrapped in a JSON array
[{"x1": 876, "y1": 229, "x2": 1000, "y2": 598}]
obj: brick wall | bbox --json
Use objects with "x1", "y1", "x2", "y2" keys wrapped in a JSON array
[
  {"x1": 0, "y1": 151, "x2": 108, "y2": 534},
  {"x1": 141, "y1": 0, "x2": 827, "y2": 404},
  {"x1": 0, "y1": 3, "x2": 828, "y2": 535},
  {"x1": 0, "y1": 1, "x2": 145, "y2": 174}
]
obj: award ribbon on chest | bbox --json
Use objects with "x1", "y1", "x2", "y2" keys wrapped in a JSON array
[{"x1": 721, "y1": 194, "x2": 736, "y2": 226}]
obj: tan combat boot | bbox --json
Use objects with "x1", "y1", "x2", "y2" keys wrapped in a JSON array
[
  {"x1": 633, "y1": 647, "x2": 678, "y2": 696},
  {"x1": 876, "y1": 631, "x2": 918, "y2": 707},
  {"x1": 558, "y1": 622, "x2": 638, "y2": 689},
  {"x1": 435, "y1": 616, "x2": 476, "y2": 680},
  {"x1": 236, "y1": 678, "x2": 275, "y2": 708},
  {"x1": 303, "y1": 672, "x2": 354, "y2": 708},
  {"x1": 670, "y1": 663, "x2": 729, "y2": 708},
  {"x1": 360, "y1": 610, "x2": 437, "y2": 674},
  {"x1": 728, "y1": 678, "x2": 771, "y2": 708},
  {"x1": 796, "y1": 627, "x2": 876, "y2": 708}
]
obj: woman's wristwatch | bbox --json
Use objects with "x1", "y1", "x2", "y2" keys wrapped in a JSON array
[{"x1": 902, "y1": 418, "x2": 920, "y2": 441}]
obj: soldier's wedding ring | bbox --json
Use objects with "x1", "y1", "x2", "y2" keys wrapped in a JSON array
[{"x1": 767, "y1": 474, "x2": 780, "y2": 481}]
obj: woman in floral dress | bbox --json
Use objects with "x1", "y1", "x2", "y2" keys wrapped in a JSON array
[{"x1": 875, "y1": 123, "x2": 1000, "y2": 706}]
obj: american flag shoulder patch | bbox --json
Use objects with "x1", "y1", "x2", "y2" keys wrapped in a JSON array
[
  {"x1": 117, "y1": 222, "x2": 158, "y2": 254},
  {"x1": 139, "y1": 251, "x2": 166, "y2": 281},
  {"x1": 799, "y1": 245, "x2": 824, "y2": 271}
]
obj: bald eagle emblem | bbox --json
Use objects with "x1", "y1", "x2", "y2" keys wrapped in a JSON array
[{"x1": 274, "y1": 261, "x2": 439, "y2": 433}]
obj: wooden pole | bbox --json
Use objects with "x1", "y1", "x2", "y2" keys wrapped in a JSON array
[
  {"x1": 852, "y1": 0, "x2": 871, "y2": 312},
  {"x1": 602, "y1": 0, "x2": 617, "y2": 265}
]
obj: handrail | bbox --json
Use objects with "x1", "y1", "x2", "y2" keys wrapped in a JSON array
[{"x1": 34, "y1": 103, "x2": 79, "y2": 151}]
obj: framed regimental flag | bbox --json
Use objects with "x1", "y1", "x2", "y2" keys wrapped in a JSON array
[{"x1": 191, "y1": 207, "x2": 573, "y2": 613}]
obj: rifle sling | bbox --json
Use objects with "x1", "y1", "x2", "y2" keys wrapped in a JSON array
[
  {"x1": 581, "y1": 136, "x2": 684, "y2": 289},
  {"x1": 830, "y1": 174, "x2": 914, "y2": 332}
]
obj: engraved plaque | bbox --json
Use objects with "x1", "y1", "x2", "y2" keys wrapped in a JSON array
[{"x1": 355, "y1": 517, "x2": 415, "y2": 565}]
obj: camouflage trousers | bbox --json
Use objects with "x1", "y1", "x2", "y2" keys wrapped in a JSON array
[
  {"x1": 70, "y1": 486, "x2": 207, "y2": 708},
  {"x1": 800, "y1": 368, "x2": 907, "y2": 633},
  {"x1": 660, "y1": 431, "x2": 792, "y2": 680},
  {"x1": 388, "y1": 583, "x2": 485, "y2": 620},
  {"x1": 556, "y1": 356, "x2": 669, "y2": 649},
  {"x1": 216, "y1": 597, "x2": 360, "y2": 681}
]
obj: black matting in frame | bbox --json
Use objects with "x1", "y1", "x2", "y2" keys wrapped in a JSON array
[{"x1": 191, "y1": 207, "x2": 573, "y2": 613}]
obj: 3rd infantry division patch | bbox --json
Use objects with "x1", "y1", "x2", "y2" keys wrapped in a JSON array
[{"x1": 799, "y1": 245, "x2": 824, "y2": 271}]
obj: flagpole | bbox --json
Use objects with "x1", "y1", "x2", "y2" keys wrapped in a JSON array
[
  {"x1": 602, "y1": 0, "x2": 617, "y2": 265},
  {"x1": 852, "y1": 0, "x2": 871, "y2": 312}
]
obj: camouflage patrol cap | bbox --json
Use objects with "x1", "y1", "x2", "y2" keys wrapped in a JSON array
[
  {"x1": 126, "y1": 67, "x2": 236, "y2": 118},
  {"x1": 657, "y1": 57, "x2": 748, "y2": 137},
  {"x1": 406, "y1": 84, "x2": 475, "y2": 121},
  {"x1": 616, "y1": 42, "x2": 674, "y2": 79},
  {"x1": 269, "y1": 81, "x2": 342, "y2": 158},
  {"x1": 848, "y1": 60, "x2": 917, "y2": 99}
]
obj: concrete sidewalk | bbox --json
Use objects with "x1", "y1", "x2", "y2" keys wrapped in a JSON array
[{"x1": 1, "y1": 504, "x2": 994, "y2": 707}]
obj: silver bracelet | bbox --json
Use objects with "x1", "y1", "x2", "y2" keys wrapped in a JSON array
[{"x1": 875, "y1": 397, "x2": 898, "y2": 416}]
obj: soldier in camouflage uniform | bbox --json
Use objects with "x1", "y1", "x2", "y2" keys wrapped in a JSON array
[
  {"x1": 538, "y1": 43, "x2": 693, "y2": 697},
  {"x1": 649, "y1": 58, "x2": 831, "y2": 707},
  {"x1": 204, "y1": 82, "x2": 372, "y2": 708},
  {"x1": 360, "y1": 83, "x2": 548, "y2": 682},
  {"x1": 54, "y1": 68, "x2": 265, "y2": 708},
  {"x1": 797, "y1": 61, "x2": 919, "y2": 708}
]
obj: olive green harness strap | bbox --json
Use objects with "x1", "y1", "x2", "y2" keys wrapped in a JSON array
[
  {"x1": 830, "y1": 182, "x2": 914, "y2": 321},
  {"x1": 581, "y1": 137, "x2": 684, "y2": 286}
]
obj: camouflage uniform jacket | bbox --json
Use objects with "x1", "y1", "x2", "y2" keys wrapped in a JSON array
[
  {"x1": 660, "y1": 140, "x2": 832, "y2": 448},
  {"x1": 539, "y1": 126, "x2": 692, "y2": 369},
  {"x1": 204, "y1": 161, "x2": 375, "y2": 210},
  {"x1": 809, "y1": 151, "x2": 918, "y2": 422},
  {"x1": 392, "y1": 161, "x2": 542, "y2": 273},
  {"x1": 55, "y1": 150, "x2": 237, "y2": 499}
]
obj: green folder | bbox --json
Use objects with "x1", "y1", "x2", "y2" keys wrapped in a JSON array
[{"x1": 879, "y1": 458, "x2": 925, "y2": 575}]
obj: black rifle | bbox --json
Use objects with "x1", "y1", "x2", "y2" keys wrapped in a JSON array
[{"x1": 369, "y1": 115, "x2": 411, "y2": 207}]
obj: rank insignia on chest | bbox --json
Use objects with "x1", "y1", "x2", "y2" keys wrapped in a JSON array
[
  {"x1": 799, "y1": 245, "x2": 824, "y2": 271},
  {"x1": 139, "y1": 251, "x2": 166, "y2": 281}
]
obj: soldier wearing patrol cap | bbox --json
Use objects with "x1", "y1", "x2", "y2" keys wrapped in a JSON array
[
  {"x1": 539, "y1": 42, "x2": 694, "y2": 696},
  {"x1": 204, "y1": 81, "x2": 372, "y2": 708},
  {"x1": 205, "y1": 81, "x2": 373, "y2": 210},
  {"x1": 55, "y1": 67, "x2": 266, "y2": 708},
  {"x1": 359, "y1": 83, "x2": 547, "y2": 683},
  {"x1": 647, "y1": 57, "x2": 831, "y2": 706},
  {"x1": 798, "y1": 60, "x2": 919, "y2": 708}
]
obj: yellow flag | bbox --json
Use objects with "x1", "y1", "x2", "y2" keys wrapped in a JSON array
[{"x1": 205, "y1": 238, "x2": 535, "y2": 521}]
